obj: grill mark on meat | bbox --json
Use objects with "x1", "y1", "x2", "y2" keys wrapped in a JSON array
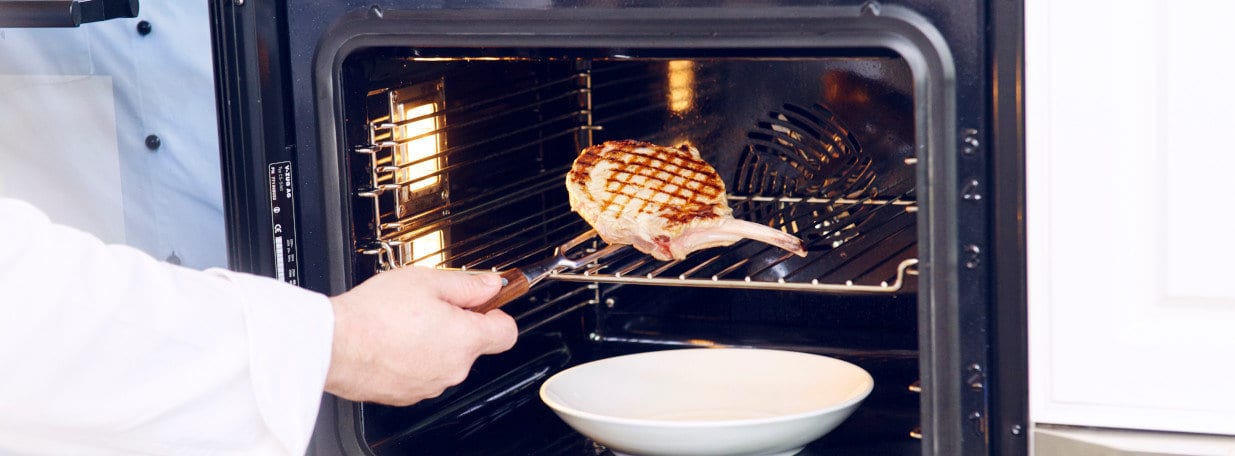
[
  {"x1": 661, "y1": 206, "x2": 722, "y2": 227},
  {"x1": 571, "y1": 140, "x2": 719, "y2": 189},
  {"x1": 572, "y1": 140, "x2": 725, "y2": 222},
  {"x1": 568, "y1": 152, "x2": 601, "y2": 185},
  {"x1": 601, "y1": 163, "x2": 722, "y2": 219},
  {"x1": 567, "y1": 139, "x2": 807, "y2": 260},
  {"x1": 606, "y1": 166, "x2": 722, "y2": 210}
]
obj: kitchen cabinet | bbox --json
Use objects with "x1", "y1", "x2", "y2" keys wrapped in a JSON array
[{"x1": 1027, "y1": 0, "x2": 1235, "y2": 441}]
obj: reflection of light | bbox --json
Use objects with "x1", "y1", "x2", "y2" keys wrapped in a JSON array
[
  {"x1": 409, "y1": 57, "x2": 518, "y2": 62},
  {"x1": 668, "y1": 60, "x2": 695, "y2": 113},
  {"x1": 394, "y1": 102, "x2": 440, "y2": 192},
  {"x1": 402, "y1": 229, "x2": 444, "y2": 268}
]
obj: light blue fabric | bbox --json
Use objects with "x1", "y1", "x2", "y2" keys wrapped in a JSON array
[{"x1": 0, "y1": 1, "x2": 226, "y2": 270}]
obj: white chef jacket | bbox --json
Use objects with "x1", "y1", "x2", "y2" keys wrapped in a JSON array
[
  {"x1": 0, "y1": 198, "x2": 334, "y2": 455},
  {"x1": 0, "y1": 5, "x2": 336, "y2": 454},
  {"x1": 0, "y1": 0, "x2": 227, "y2": 270}
]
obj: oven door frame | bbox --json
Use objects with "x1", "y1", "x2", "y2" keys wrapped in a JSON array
[
  {"x1": 208, "y1": 2, "x2": 1027, "y2": 455},
  {"x1": 316, "y1": 7, "x2": 975, "y2": 453}
]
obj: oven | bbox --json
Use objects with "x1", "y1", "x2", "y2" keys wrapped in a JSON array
[{"x1": 207, "y1": 1, "x2": 1026, "y2": 455}]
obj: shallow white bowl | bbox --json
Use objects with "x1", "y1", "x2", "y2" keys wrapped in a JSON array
[{"x1": 539, "y1": 348, "x2": 874, "y2": 456}]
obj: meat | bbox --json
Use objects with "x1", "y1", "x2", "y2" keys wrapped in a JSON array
[{"x1": 566, "y1": 140, "x2": 807, "y2": 261}]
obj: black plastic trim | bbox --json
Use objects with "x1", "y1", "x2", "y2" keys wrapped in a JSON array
[
  {"x1": 988, "y1": 0, "x2": 1029, "y2": 454},
  {"x1": 209, "y1": 0, "x2": 298, "y2": 276}
]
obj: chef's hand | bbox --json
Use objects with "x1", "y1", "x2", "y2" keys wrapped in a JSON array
[{"x1": 324, "y1": 267, "x2": 518, "y2": 406}]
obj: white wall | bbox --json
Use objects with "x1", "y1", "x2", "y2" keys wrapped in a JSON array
[{"x1": 1028, "y1": 0, "x2": 1235, "y2": 436}]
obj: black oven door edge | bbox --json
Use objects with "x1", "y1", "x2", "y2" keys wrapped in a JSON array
[
  {"x1": 988, "y1": 0, "x2": 1030, "y2": 453},
  {"x1": 209, "y1": 0, "x2": 301, "y2": 279}
]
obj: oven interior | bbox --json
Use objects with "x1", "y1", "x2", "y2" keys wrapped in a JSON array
[{"x1": 339, "y1": 48, "x2": 921, "y2": 455}]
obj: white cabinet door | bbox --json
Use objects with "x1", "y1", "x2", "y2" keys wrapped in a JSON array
[{"x1": 1027, "y1": 0, "x2": 1235, "y2": 435}]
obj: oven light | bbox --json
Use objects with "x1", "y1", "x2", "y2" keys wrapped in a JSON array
[
  {"x1": 668, "y1": 60, "x2": 695, "y2": 113},
  {"x1": 408, "y1": 57, "x2": 520, "y2": 62},
  {"x1": 395, "y1": 102, "x2": 441, "y2": 192},
  {"x1": 407, "y1": 229, "x2": 445, "y2": 268}
]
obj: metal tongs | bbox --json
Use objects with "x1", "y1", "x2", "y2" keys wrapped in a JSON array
[{"x1": 472, "y1": 230, "x2": 625, "y2": 313}]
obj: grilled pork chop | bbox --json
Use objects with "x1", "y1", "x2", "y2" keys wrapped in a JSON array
[{"x1": 566, "y1": 140, "x2": 807, "y2": 261}]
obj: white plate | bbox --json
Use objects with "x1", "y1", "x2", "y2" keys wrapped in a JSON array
[{"x1": 539, "y1": 348, "x2": 874, "y2": 456}]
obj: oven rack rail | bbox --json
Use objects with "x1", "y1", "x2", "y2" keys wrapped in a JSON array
[
  {"x1": 451, "y1": 191, "x2": 921, "y2": 295},
  {"x1": 545, "y1": 256, "x2": 918, "y2": 293},
  {"x1": 360, "y1": 192, "x2": 918, "y2": 295},
  {"x1": 356, "y1": 184, "x2": 919, "y2": 293},
  {"x1": 359, "y1": 178, "x2": 920, "y2": 293}
]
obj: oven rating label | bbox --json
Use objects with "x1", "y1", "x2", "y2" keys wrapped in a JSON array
[{"x1": 269, "y1": 161, "x2": 300, "y2": 285}]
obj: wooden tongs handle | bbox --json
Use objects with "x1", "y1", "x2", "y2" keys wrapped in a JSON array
[{"x1": 472, "y1": 269, "x2": 531, "y2": 314}]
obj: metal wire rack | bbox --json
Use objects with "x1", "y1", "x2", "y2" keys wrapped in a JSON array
[
  {"x1": 445, "y1": 186, "x2": 919, "y2": 295},
  {"x1": 350, "y1": 63, "x2": 918, "y2": 294}
]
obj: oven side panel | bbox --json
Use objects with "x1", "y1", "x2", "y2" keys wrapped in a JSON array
[
  {"x1": 988, "y1": 0, "x2": 1029, "y2": 453},
  {"x1": 209, "y1": 0, "x2": 301, "y2": 277}
]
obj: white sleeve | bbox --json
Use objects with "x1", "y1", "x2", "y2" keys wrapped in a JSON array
[{"x1": 0, "y1": 198, "x2": 334, "y2": 455}]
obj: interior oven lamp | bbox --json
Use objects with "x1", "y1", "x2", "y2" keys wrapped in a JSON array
[
  {"x1": 393, "y1": 101, "x2": 442, "y2": 193},
  {"x1": 668, "y1": 60, "x2": 695, "y2": 114}
]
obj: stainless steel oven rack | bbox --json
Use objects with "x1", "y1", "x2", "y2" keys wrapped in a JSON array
[
  {"x1": 395, "y1": 188, "x2": 919, "y2": 294},
  {"x1": 539, "y1": 192, "x2": 919, "y2": 294},
  {"x1": 535, "y1": 97, "x2": 920, "y2": 294},
  {"x1": 351, "y1": 63, "x2": 918, "y2": 294},
  {"x1": 353, "y1": 67, "x2": 596, "y2": 270},
  {"x1": 550, "y1": 256, "x2": 919, "y2": 293}
]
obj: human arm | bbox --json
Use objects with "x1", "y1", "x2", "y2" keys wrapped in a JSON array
[
  {"x1": 0, "y1": 198, "x2": 517, "y2": 454},
  {"x1": 326, "y1": 267, "x2": 518, "y2": 406},
  {"x1": 0, "y1": 197, "x2": 334, "y2": 454}
]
